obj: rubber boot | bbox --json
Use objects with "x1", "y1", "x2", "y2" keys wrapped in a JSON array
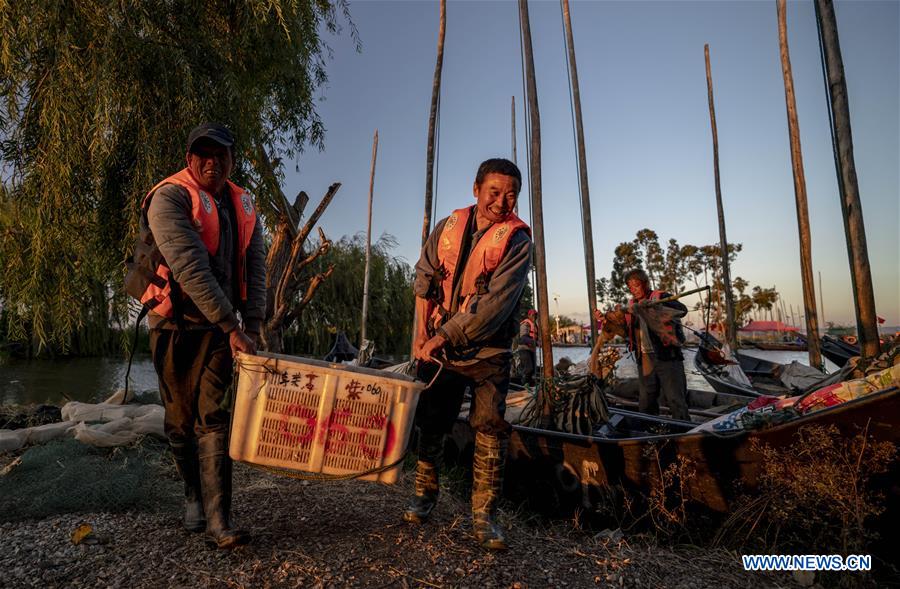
[
  {"x1": 471, "y1": 431, "x2": 508, "y2": 550},
  {"x1": 402, "y1": 432, "x2": 443, "y2": 523},
  {"x1": 198, "y1": 433, "x2": 250, "y2": 548},
  {"x1": 170, "y1": 439, "x2": 205, "y2": 533}
]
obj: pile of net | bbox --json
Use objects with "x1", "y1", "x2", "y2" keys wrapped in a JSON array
[
  {"x1": 517, "y1": 345, "x2": 619, "y2": 435},
  {"x1": 0, "y1": 390, "x2": 175, "y2": 521},
  {"x1": 0, "y1": 436, "x2": 177, "y2": 522}
]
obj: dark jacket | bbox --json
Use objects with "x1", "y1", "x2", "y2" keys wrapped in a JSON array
[{"x1": 144, "y1": 183, "x2": 266, "y2": 333}]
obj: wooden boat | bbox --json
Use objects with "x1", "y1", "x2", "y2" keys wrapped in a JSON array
[
  {"x1": 752, "y1": 341, "x2": 808, "y2": 352},
  {"x1": 445, "y1": 385, "x2": 900, "y2": 514},
  {"x1": 820, "y1": 334, "x2": 859, "y2": 368},
  {"x1": 507, "y1": 378, "x2": 749, "y2": 423},
  {"x1": 693, "y1": 333, "x2": 828, "y2": 397}
]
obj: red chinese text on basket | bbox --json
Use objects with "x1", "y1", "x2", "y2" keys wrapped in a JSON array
[{"x1": 277, "y1": 402, "x2": 397, "y2": 460}]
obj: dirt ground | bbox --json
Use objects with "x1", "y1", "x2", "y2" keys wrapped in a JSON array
[{"x1": 0, "y1": 452, "x2": 811, "y2": 589}]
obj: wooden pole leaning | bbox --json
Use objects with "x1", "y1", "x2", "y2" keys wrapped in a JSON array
[
  {"x1": 813, "y1": 0, "x2": 880, "y2": 361},
  {"x1": 561, "y1": 0, "x2": 598, "y2": 345},
  {"x1": 361, "y1": 130, "x2": 378, "y2": 348},
  {"x1": 704, "y1": 44, "x2": 738, "y2": 351},
  {"x1": 411, "y1": 0, "x2": 447, "y2": 362},
  {"x1": 777, "y1": 0, "x2": 822, "y2": 369},
  {"x1": 519, "y1": 0, "x2": 555, "y2": 424}
]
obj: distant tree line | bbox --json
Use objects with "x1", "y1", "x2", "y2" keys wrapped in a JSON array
[{"x1": 596, "y1": 229, "x2": 781, "y2": 329}]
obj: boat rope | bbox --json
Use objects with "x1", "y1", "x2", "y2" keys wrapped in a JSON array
[
  {"x1": 432, "y1": 90, "x2": 442, "y2": 226},
  {"x1": 704, "y1": 275, "x2": 712, "y2": 333}
]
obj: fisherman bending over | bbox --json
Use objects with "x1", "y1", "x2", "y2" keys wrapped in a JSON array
[
  {"x1": 126, "y1": 123, "x2": 266, "y2": 548},
  {"x1": 406, "y1": 158, "x2": 532, "y2": 551},
  {"x1": 597, "y1": 269, "x2": 690, "y2": 420}
]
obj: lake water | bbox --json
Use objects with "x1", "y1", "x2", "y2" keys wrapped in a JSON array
[{"x1": 0, "y1": 347, "x2": 841, "y2": 406}]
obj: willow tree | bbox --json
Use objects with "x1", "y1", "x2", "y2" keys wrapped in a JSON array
[
  {"x1": 0, "y1": 0, "x2": 355, "y2": 355},
  {"x1": 281, "y1": 234, "x2": 415, "y2": 359}
]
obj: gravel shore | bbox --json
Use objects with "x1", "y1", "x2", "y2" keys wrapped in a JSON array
[{"x1": 0, "y1": 445, "x2": 797, "y2": 589}]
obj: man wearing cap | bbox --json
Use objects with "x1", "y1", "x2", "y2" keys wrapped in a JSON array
[
  {"x1": 516, "y1": 309, "x2": 539, "y2": 386},
  {"x1": 128, "y1": 123, "x2": 265, "y2": 548}
]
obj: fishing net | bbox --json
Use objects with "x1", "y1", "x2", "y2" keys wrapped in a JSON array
[
  {"x1": 517, "y1": 374, "x2": 611, "y2": 435},
  {"x1": 0, "y1": 436, "x2": 179, "y2": 523},
  {"x1": 631, "y1": 302, "x2": 686, "y2": 347}
]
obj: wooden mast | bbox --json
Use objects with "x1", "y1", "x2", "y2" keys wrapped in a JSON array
[
  {"x1": 776, "y1": 0, "x2": 823, "y2": 369},
  {"x1": 360, "y1": 130, "x2": 378, "y2": 348},
  {"x1": 411, "y1": 0, "x2": 446, "y2": 360},
  {"x1": 703, "y1": 44, "x2": 737, "y2": 350},
  {"x1": 421, "y1": 0, "x2": 446, "y2": 246},
  {"x1": 519, "y1": 0, "x2": 554, "y2": 422},
  {"x1": 813, "y1": 0, "x2": 880, "y2": 361},
  {"x1": 561, "y1": 0, "x2": 598, "y2": 345}
]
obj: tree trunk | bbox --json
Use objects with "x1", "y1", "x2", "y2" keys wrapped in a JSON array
[{"x1": 262, "y1": 183, "x2": 342, "y2": 353}]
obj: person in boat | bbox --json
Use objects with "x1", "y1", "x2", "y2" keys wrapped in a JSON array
[
  {"x1": 125, "y1": 123, "x2": 266, "y2": 548},
  {"x1": 517, "y1": 309, "x2": 539, "y2": 386},
  {"x1": 408, "y1": 158, "x2": 532, "y2": 551},
  {"x1": 597, "y1": 269, "x2": 690, "y2": 420}
]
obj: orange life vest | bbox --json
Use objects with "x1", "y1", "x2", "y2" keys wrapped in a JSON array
[
  {"x1": 521, "y1": 317, "x2": 537, "y2": 339},
  {"x1": 139, "y1": 168, "x2": 256, "y2": 319},
  {"x1": 426, "y1": 206, "x2": 530, "y2": 335}
]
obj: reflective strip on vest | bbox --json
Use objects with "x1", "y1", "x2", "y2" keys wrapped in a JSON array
[
  {"x1": 427, "y1": 206, "x2": 530, "y2": 332},
  {"x1": 140, "y1": 168, "x2": 255, "y2": 319}
]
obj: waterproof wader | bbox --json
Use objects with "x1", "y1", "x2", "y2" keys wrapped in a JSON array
[
  {"x1": 404, "y1": 356, "x2": 511, "y2": 550},
  {"x1": 151, "y1": 328, "x2": 249, "y2": 548}
]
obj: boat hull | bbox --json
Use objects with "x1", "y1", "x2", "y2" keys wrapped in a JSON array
[{"x1": 448, "y1": 387, "x2": 900, "y2": 514}]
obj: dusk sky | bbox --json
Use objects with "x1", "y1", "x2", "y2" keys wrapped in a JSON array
[{"x1": 283, "y1": 0, "x2": 899, "y2": 328}]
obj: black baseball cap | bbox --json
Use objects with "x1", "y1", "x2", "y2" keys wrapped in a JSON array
[{"x1": 186, "y1": 123, "x2": 235, "y2": 153}]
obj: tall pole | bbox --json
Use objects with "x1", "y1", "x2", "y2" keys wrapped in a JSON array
[
  {"x1": 704, "y1": 44, "x2": 737, "y2": 350},
  {"x1": 814, "y1": 0, "x2": 879, "y2": 361},
  {"x1": 421, "y1": 0, "x2": 446, "y2": 246},
  {"x1": 777, "y1": 0, "x2": 822, "y2": 369},
  {"x1": 360, "y1": 130, "x2": 378, "y2": 348},
  {"x1": 412, "y1": 0, "x2": 446, "y2": 360},
  {"x1": 519, "y1": 0, "x2": 554, "y2": 422},
  {"x1": 561, "y1": 0, "x2": 598, "y2": 345}
]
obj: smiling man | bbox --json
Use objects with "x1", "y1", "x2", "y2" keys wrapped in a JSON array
[
  {"x1": 127, "y1": 123, "x2": 265, "y2": 548},
  {"x1": 406, "y1": 158, "x2": 532, "y2": 551}
]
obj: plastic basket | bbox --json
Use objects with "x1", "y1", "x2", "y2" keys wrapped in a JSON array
[{"x1": 229, "y1": 351, "x2": 425, "y2": 484}]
